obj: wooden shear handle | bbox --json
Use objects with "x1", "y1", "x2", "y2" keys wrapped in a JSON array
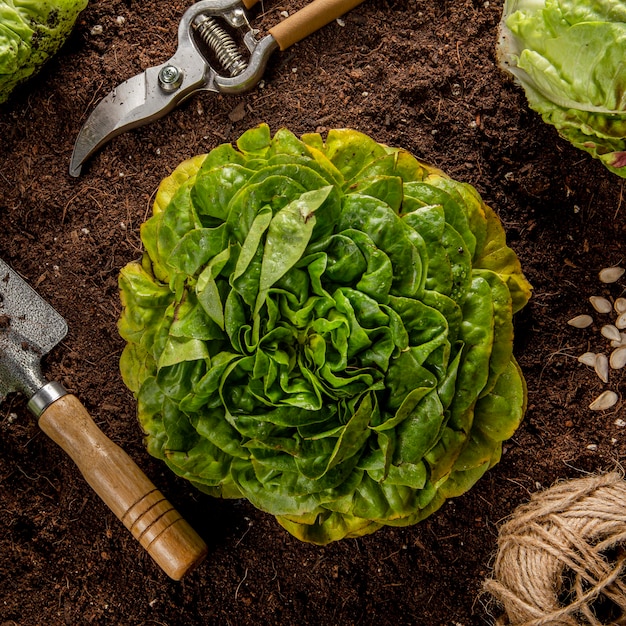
[{"x1": 243, "y1": 0, "x2": 366, "y2": 51}]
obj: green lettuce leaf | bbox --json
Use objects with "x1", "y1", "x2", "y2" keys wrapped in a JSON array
[
  {"x1": 0, "y1": 0, "x2": 88, "y2": 103},
  {"x1": 118, "y1": 125, "x2": 531, "y2": 544},
  {"x1": 497, "y1": 0, "x2": 626, "y2": 176}
]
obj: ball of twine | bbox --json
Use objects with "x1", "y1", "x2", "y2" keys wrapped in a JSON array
[{"x1": 484, "y1": 472, "x2": 626, "y2": 625}]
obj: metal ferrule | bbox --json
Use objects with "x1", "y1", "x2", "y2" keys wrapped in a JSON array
[{"x1": 28, "y1": 381, "x2": 68, "y2": 418}]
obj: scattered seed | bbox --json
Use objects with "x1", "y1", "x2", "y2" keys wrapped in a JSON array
[
  {"x1": 615, "y1": 418, "x2": 626, "y2": 427},
  {"x1": 589, "y1": 390, "x2": 619, "y2": 411},
  {"x1": 610, "y1": 346, "x2": 626, "y2": 369},
  {"x1": 594, "y1": 353, "x2": 609, "y2": 383},
  {"x1": 577, "y1": 352, "x2": 597, "y2": 367},
  {"x1": 612, "y1": 332, "x2": 626, "y2": 347},
  {"x1": 586, "y1": 444, "x2": 598, "y2": 451},
  {"x1": 567, "y1": 314, "x2": 593, "y2": 328},
  {"x1": 616, "y1": 312, "x2": 626, "y2": 329},
  {"x1": 565, "y1": 272, "x2": 626, "y2": 412},
  {"x1": 599, "y1": 266, "x2": 625, "y2": 283},
  {"x1": 590, "y1": 296, "x2": 613, "y2": 313},
  {"x1": 601, "y1": 324, "x2": 621, "y2": 342}
]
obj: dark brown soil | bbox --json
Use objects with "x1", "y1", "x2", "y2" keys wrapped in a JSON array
[{"x1": 2, "y1": 1, "x2": 626, "y2": 624}]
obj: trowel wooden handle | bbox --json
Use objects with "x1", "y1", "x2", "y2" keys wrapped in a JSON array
[
  {"x1": 37, "y1": 393, "x2": 208, "y2": 580},
  {"x1": 269, "y1": 0, "x2": 367, "y2": 51}
]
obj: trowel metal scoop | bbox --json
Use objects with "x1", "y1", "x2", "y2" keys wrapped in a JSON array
[{"x1": 0, "y1": 258, "x2": 207, "y2": 580}]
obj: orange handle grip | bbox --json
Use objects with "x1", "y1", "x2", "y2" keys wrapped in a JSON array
[
  {"x1": 38, "y1": 394, "x2": 208, "y2": 580},
  {"x1": 269, "y1": 0, "x2": 366, "y2": 50}
]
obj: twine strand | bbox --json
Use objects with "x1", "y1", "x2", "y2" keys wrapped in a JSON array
[{"x1": 484, "y1": 472, "x2": 626, "y2": 625}]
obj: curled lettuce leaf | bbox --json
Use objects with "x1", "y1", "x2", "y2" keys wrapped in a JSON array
[
  {"x1": 0, "y1": 0, "x2": 88, "y2": 103},
  {"x1": 497, "y1": 0, "x2": 626, "y2": 176},
  {"x1": 119, "y1": 125, "x2": 531, "y2": 544}
]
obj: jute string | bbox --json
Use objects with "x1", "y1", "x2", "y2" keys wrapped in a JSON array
[{"x1": 483, "y1": 472, "x2": 626, "y2": 625}]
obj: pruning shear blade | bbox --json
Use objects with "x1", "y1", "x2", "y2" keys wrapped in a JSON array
[{"x1": 69, "y1": 0, "x2": 366, "y2": 176}]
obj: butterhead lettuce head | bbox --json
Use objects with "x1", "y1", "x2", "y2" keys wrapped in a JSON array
[
  {"x1": 118, "y1": 125, "x2": 531, "y2": 544},
  {"x1": 497, "y1": 0, "x2": 626, "y2": 177},
  {"x1": 0, "y1": 0, "x2": 88, "y2": 103}
]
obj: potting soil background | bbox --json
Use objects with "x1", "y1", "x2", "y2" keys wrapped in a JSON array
[{"x1": 1, "y1": 1, "x2": 626, "y2": 624}]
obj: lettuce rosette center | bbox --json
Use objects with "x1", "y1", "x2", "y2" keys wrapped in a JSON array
[{"x1": 118, "y1": 125, "x2": 531, "y2": 544}]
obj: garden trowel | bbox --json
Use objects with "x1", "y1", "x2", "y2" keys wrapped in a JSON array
[{"x1": 0, "y1": 257, "x2": 207, "y2": 580}]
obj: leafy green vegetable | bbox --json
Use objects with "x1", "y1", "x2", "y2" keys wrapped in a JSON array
[
  {"x1": 119, "y1": 125, "x2": 531, "y2": 544},
  {"x1": 497, "y1": 0, "x2": 626, "y2": 177},
  {"x1": 0, "y1": 0, "x2": 88, "y2": 104}
]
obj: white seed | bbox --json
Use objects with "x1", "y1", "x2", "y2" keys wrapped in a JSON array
[
  {"x1": 611, "y1": 339, "x2": 624, "y2": 348},
  {"x1": 567, "y1": 314, "x2": 593, "y2": 328},
  {"x1": 590, "y1": 296, "x2": 613, "y2": 313},
  {"x1": 589, "y1": 390, "x2": 619, "y2": 411},
  {"x1": 586, "y1": 444, "x2": 598, "y2": 451},
  {"x1": 601, "y1": 324, "x2": 622, "y2": 342},
  {"x1": 615, "y1": 418, "x2": 626, "y2": 427},
  {"x1": 599, "y1": 266, "x2": 625, "y2": 283},
  {"x1": 595, "y1": 353, "x2": 609, "y2": 383},
  {"x1": 578, "y1": 352, "x2": 597, "y2": 367},
  {"x1": 615, "y1": 298, "x2": 626, "y2": 314},
  {"x1": 616, "y1": 312, "x2": 626, "y2": 329},
  {"x1": 610, "y1": 346, "x2": 626, "y2": 369}
]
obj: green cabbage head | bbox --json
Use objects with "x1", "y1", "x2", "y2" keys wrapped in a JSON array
[
  {"x1": 497, "y1": 0, "x2": 626, "y2": 177},
  {"x1": 0, "y1": 0, "x2": 88, "y2": 104},
  {"x1": 118, "y1": 125, "x2": 531, "y2": 544}
]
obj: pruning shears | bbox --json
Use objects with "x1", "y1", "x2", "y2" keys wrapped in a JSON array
[{"x1": 69, "y1": 0, "x2": 366, "y2": 177}]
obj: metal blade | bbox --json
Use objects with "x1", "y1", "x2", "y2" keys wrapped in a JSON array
[
  {"x1": 68, "y1": 0, "x2": 283, "y2": 177},
  {"x1": 69, "y1": 73, "x2": 149, "y2": 178},
  {"x1": 69, "y1": 51, "x2": 210, "y2": 177},
  {"x1": 0, "y1": 259, "x2": 67, "y2": 401}
]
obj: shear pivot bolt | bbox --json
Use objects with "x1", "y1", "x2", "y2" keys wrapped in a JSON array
[
  {"x1": 229, "y1": 8, "x2": 247, "y2": 27},
  {"x1": 159, "y1": 65, "x2": 183, "y2": 92}
]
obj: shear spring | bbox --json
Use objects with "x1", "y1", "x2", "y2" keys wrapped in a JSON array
[{"x1": 193, "y1": 14, "x2": 248, "y2": 77}]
